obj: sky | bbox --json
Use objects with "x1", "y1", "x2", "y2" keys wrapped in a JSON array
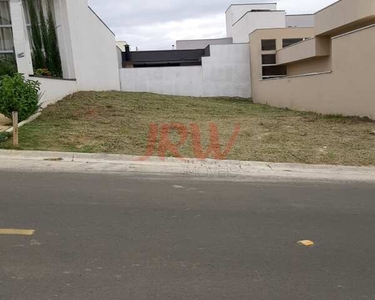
[{"x1": 88, "y1": 0, "x2": 337, "y2": 51}]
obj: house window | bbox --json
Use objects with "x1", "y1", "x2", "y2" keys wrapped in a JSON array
[
  {"x1": 262, "y1": 54, "x2": 276, "y2": 65},
  {"x1": 261, "y1": 39, "x2": 276, "y2": 51},
  {"x1": 262, "y1": 65, "x2": 287, "y2": 79},
  {"x1": 282, "y1": 38, "x2": 304, "y2": 48},
  {"x1": 0, "y1": 0, "x2": 14, "y2": 60},
  {"x1": 22, "y1": 0, "x2": 32, "y2": 41},
  {"x1": 23, "y1": 0, "x2": 55, "y2": 51}
]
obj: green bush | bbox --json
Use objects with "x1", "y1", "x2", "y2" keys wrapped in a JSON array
[
  {"x1": 0, "y1": 74, "x2": 41, "y2": 122},
  {"x1": 0, "y1": 58, "x2": 17, "y2": 77},
  {"x1": 0, "y1": 132, "x2": 10, "y2": 143}
]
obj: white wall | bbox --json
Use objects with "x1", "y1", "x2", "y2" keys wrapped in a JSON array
[
  {"x1": 120, "y1": 66, "x2": 204, "y2": 97},
  {"x1": 120, "y1": 44, "x2": 251, "y2": 98},
  {"x1": 231, "y1": 11, "x2": 286, "y2": 43},
  {"x1": 201, "y1": 44, "x2": 250, "y2": 97},
  {"x1": 116, "y1": 46, "x2": 123, "y2": 68},
  {"x1": 176, "y1": 38, "x2": 233, "y2": 50},
  {"x1": 286, "y1": 15, "x2": 315, "y2": 28},
  {"x1": 29, "y1": 77, "x2": 78, "y2": 108},
  {"x1": 63, "y1": 0, "x2": 120, "y2": 91},
  {"x1": 226, "y1": 3, "x2": 277, "y2": 38}
]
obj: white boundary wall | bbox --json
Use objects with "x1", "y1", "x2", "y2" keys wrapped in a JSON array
[
  {"x1": 29, "y1": 77, "x2": 78, "y2": 108},
  {"x1": 120, "y1": 44, "x2": 251, "y2": 98},
  {"x1": 62, "y1": 0, "x2": 120, "y2": 91},
  {"x1": 120, "y1": 66, "x2": 204, "y2": 97}
]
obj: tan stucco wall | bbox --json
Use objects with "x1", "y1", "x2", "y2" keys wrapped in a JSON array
[
  {"x1": 277, "y1": 36, "x2": 331, "y2": 66},
  {"x1": 287, "y1": 56, "x2": 332, "y2": 76},
  {"x1": 315, "y1": 0, "x2": 375, "y2": 36},
  {"x1": 249, "y1": 27, "x2": 315, "y2": 84},
  {"x1": 252, "y1": 25, "x2": 375, "y2": 119}
]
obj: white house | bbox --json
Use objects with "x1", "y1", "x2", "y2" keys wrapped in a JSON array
[{"x1": 1, "y1": 0, "x2": 120, "y2": 107}]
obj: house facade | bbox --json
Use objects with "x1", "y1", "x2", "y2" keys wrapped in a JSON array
[
  {"x1": 250, "y1": 0, "x2": 375, "y2": 119},
  {"x1": 1, "y1": 0, "x2": 120, "y2": 107}
]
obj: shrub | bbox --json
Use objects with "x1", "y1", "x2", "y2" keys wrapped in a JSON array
[
  {"x1": 0, "y1": 74, "x2": 41, "y2": 122},
  {"x1": 35, "y1": 68, "x2": 52, "y2": 77},
  {"x1": 0, "y1": 132, "x2": 10, "y2": 143},
  {"x1": 26, "y1": 0, "x2": 62, "y2": 77},
  {"x1": 0, "y1": 58, "x2": 17, "y2": 77}
]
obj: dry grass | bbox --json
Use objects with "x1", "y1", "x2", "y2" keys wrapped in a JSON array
[
  {"x1": 1, "y1": 91, "x2": 375, "y2": 166},
  {"x1": 0, "y1": 114, "x2": 11, "y2": 132}
]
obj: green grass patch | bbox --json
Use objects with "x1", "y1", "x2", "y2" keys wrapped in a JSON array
[{"x1": 1, "y1": 91, "x2": 375, "y2": 166}]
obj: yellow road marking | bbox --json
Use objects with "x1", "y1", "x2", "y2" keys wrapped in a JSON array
[
  {"x1": 0, "y1": 229, "x2": 35, "y2": 236},
  {"x1": 298, "y1": 240, "x2": 315, "y2": 247}
]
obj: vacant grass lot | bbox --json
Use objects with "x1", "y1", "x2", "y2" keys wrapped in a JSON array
[{"x1": 1, "y1": 91, "x2": 375, "y2": 166}]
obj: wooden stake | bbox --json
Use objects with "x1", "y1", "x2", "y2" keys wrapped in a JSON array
[{"x1": 12, "y1": 111, "x2": 18, "y2": 147}]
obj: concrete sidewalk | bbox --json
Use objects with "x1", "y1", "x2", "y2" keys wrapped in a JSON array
[{"x1": 1, "y1": 149, "x2": 375, "y2": 183}]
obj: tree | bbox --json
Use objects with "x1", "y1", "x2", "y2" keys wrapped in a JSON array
[
  {"x1": 26, "y1": 0, "x2": 62, "y2": 77},
  {"x1": 39, "y1": 1, "x2": 51, "y2": 71},
  {"x1": 27, "y1": 0, "x2": 45, "y2": 70},
  {"x1": 46, "y1": 2, "x2": 62, "y2": 77}
]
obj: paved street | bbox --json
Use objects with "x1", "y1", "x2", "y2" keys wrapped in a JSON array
[{"x1": 0, "y1": 171, "x2": 375, "y2": 300}]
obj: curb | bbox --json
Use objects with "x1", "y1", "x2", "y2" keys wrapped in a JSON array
[
  {"x1": 5, "y1": 112, "x2": 42, "y2": 134},
  {"x1": 0, "y1": 149, "x2": 375, "y2": 183}
]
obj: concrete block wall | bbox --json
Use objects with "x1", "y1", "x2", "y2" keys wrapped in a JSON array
[
  {"x1": 119, "y1": 44, "x2": 251, "y2": 98},
  {"x1": 201, "y1": 44, "x2": 250, "y2": 97},
  {"x1": 120, "y1": 66, "x2": 204, "y2": 97}
]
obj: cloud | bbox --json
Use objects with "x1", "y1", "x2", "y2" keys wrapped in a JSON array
[{"x1": 88, "y1": 0, "x2": 337, "y2": 50}]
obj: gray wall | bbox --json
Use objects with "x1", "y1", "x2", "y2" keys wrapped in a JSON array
[
  {"x1": 286, "y1": 15, "x2": 315, "y2": 28},
  {"x1": 176, "y1": 38, "x2": 232, "y2": 50}
]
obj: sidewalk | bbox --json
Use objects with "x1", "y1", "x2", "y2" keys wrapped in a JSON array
[{"x1": 1, "y1": 149, "x2": 375, "y2": 183}]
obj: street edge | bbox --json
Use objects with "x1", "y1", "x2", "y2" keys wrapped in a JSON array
[{"x1": 0, "y1": 149, "x2": 375, "y2": 183}]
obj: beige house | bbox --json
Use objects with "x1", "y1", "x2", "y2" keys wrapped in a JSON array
[{"x1": 250, "y1": 0, "x2": 375, "y2": 119}]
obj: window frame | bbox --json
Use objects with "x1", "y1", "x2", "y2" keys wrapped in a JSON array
[
  {"x1": 282, "y1": 38, "x2": 304, "y2": 48},
  {"x1": 262, "y1": 54, "x2": 276, "y2": 65},
  {"x1": 261, "y1": 39, "x2": 276, "y2": 51}
]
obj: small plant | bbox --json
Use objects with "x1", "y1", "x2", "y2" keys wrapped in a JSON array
[
  {"x1": 0, "y1": 58, "x2": 17, "y2": 77},
  {"x1": 35, "y1": 68, "x2": 51, "y2": 77},
  {"x1": 0, "y1": 132, "x2": 10, "y2": 143},
  {"x1": 0, "y1": 74, "x2": 41, "y2": 122}
]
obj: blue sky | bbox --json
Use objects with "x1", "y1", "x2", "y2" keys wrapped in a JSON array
[{"x1": 89, "y1": 0, "x2": 337, "y2": 50}]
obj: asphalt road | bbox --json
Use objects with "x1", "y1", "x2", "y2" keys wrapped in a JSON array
[{"x1": 0, "y1": 171, "x2": 375, "y2": 300}]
